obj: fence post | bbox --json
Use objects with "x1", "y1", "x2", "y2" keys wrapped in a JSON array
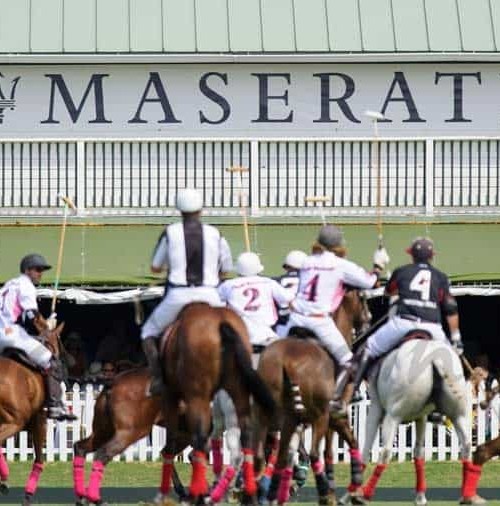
[
  {"x1": 250, "y1": 140, "x2": 260, "y2": 217},
  {"x1": 76, "y1": 141, "x2": 85, "y2": 215},
  {"x1": 425, "y1": 139, "x2": 434, "y2": 217}
]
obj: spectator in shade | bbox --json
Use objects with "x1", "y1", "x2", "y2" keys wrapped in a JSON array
[{"x1": 63, "y1": 331, "x2": 87, "y2": 381}]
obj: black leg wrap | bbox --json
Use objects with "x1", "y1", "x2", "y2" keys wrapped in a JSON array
[
  {"x1": 315, "y1": 472, "x2": 330, "y2": 498},
  {"x1": 267, "y1": 472, "x2": 280, "y2": 502},
  {"x1": 350, "y1": 456, "x2": 364, "y2": 487},
  {"x1": 325, "y1": 462, "x2": 335, "y2": 491}
]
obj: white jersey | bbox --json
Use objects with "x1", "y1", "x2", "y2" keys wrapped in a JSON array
[
  {"x1": 0, "y1": 274, "x2": 38, "y2": 327},
  {"x1": 218, "y1": 275, "x2": 293, "y2": 327},
  {"x1": 152, "y1": 220, "x2": 233, "y2": 287},
  {"x1": 293, "y1": 251, "x2": 377, "y2": 316}
]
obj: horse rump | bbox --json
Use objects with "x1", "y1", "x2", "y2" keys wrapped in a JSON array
[{"x1": 219, "y1": 322, "x2": 276, "y2": 413}]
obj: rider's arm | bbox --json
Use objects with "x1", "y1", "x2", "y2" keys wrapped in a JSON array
[
  {"x1": 151, "y1": 230, "x2": 168, "y2": 274},
  {"x1": 340, "y1": 258, "x2": 379, "y2": 289},
  {"x1": 218, "y1": 236, "x2": 233, "y2": 279},
  {"x1": 439, "y1": 275, "x2": 463, "y2": 350},
  {"x1": 271, "y1": 279, "x2": 294, "y2": 307}
]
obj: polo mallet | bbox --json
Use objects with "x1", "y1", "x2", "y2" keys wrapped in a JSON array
[
  {"x1": 304, "y1": 195, "x2": 331, "y2": 225},
  {"x1": 51, "y1": 194, "x2": 77, "y2": 314},
  {"x1": 227, "y1": 165, "x2": 251, "y2": 252},
  {"x1": 365, "y1": 111, "x2": 386, "y2": 249}
]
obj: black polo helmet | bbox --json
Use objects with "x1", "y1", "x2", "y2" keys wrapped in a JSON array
[
  {"x1": 20, "y1": 254, "x2": 52, "y2": 273},
  {"x1": 406, "y1": 237, "x2": 434, "y2": 262}
]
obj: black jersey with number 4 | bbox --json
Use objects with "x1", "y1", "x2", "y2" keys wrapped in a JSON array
[{"x1": 386, "y1": 263, "x2": 450, "y2": 323}]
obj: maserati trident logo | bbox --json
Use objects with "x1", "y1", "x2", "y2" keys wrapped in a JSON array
[{"x1": 0, "y1": 72, "x2": 21, "y2": 124}]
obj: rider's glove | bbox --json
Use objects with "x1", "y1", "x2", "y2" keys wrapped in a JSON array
[
  {"x1": 451, "y1": 330, "x2": 464, "y2": 355},
  {"x1": 46, "y1": 313, "x2": 57, "y2": 331},
  {"x1": 373, "y1": 247, "x2": 390, "y2": 271}
]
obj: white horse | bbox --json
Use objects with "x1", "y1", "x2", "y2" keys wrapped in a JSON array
[{"x1": 354, "y1": 338, "x2": 484, "y2": 506}]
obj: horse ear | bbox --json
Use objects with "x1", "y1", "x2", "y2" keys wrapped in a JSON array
[{"x1": 56, "y1": 322, "x2": 65, "y2": 333}]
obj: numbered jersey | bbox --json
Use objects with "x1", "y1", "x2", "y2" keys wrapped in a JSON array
[
  {"x1": 218, "y1": 275, "x2": 293, "y2": 327},
  {"x1": 293, "y1": 252, "x2": 377, "y2": 315},
  {"x1": 386, "y1": 263, "x2": 450, "y2": 323},
  {"x1": 0, "y1": 275, "x2": 38, "y2": 327}
]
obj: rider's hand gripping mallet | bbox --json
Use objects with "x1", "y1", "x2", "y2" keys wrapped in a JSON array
[
  {"x1": 304, "y1": 195, "x2": 331, "y2": 225},
  {"x1": 227, "y1": 166, "x2": 251, "y2": 252},
  {"x1": 51, "y1": 194, "x2": 77, "y2": 315}
]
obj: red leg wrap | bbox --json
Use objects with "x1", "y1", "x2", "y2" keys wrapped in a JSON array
[
  {"x1": 264, "y1": 453, "x2": 278, "y2": 479},
  {"x1": 211, "y1": 438, "x2": 224, "y2": 477},
  {"x1": 189, "y1": 451, "x2": 208, "y2": 498},
  {"x1": 25, "y1": 462, "x2": 43, "y2": 495},
  {"x1": 312, "y1": 459, "x2": 324, "y2": 475},
  {"x1": 86, "y1": 460, "x2": 105, "y2": 503},
  {"x1": 160, "y1": 453, "x2": 175, "y2": 495},
  {"x1": 362, "y1": 463, "x2": 387, "y2": 500},
  {"x1": 461, "y1": 460, "x2": 482, "y2": 499},
  {"x1": 414, "y1": 457, "x2": 426, "y2": 493},
  {"x1": 277, "y1": 467, "x2": 293, "y2": 504},
  {"x1": 242, "y1": 448, "x2": 257, "y2": 496}
]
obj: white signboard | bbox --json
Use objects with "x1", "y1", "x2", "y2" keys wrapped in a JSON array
[{"x1": 0, "y1": 63, "x2": 498, "y2": 138}]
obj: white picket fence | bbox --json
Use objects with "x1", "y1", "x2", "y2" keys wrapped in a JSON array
[{"x1": 4, "y1": 382, "x2": 499, "y2": 463}]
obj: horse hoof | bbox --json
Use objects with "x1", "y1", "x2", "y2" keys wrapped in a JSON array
[
  {"x1": 75, "y1": 499, "x2": 87, "y2": 506},
  {"x1": 338, "y1": 493, "x2": 351, "y2": 505},
  {"x1": 460, "y1": 496, "x2": 487, "y2": 505},
  {"x1": 351, "y1": 495, "x2": 368, "y2": 506},
  {"x1": 319, "y1": 494, "x2": 337, "y2": 506},
  {"x1": 415, "y1": 492, "x2": 428, "y2": 506},
  {"x1": 22, "y1": 493, "x2": 33, "y2": 506},
  {"x1": 0, "y1": 482, "x2": 9, "y2": 495}
]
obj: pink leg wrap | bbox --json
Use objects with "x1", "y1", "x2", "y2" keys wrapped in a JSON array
[
  {"x1": 414, "y1": 457, "x2": 426, "y2": 493},
  {"x1": 242, "y1": 448, "x2": 257, "y2": 496},
  {"x1": 189, "y1": 451, "x2": 208, "y2": 498},
  {"x1": 86, "y1": 460, "x2": 105, "y2": 503},
  {"x1": 349, "y1": 448, "x2": 362, "y2": 463},
  {"x1": 362, "y1": 463, "x2": 387, "y2": 500},
  {"x1": 462, "y1": 460, "x2": 482, "y2": 499},
  {"x1": 0, "y1": 449, "x2": 9, "y2": 482},
  {"x1": 211, "y1": 438, "x2": 224, "y2": 477},
  {"x1": 160, "y1": 453, "x2": 175, "y2": 495},
  {"x1": 277, "y1": 467, "x2": 293, "y2": 504},
  {"x1": 25, "y1": 462, "x2": 44, "y2": 495},
  {"x1": 210, "y1": 465, "x2": 236, "y2": 503},
  {"x1": 312, "y1": 459, "x2": 324, "y2": 475},
  {"x1": 73, "y1": 455, "x2": 86, "y2": 498}
]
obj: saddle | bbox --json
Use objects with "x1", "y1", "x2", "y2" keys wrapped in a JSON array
[{"x1": 1, "y1": 347, "x2": 41, "y2": 373}]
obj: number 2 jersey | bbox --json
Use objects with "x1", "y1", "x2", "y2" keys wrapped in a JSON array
[
  {"x1": 386, "y1": 263, "x2": 450, "y2": 323},
  {"x1": 218, "y1": 275, "x2": 293, "y2": 327},
  {"x1": 293, "y1": 251, "x2": 377, "y2": 316}
]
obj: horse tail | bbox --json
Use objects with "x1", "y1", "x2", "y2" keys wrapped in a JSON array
[
  {"x1": 219, "y1": 322, "x2": 276, "y2": 413},
  {"x1": 282, "y1": 363, "x2": 305, "y2": 415}
]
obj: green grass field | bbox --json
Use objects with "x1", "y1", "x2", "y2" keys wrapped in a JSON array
[
  {"x1": 1, "y1": 223, "x2": 500, "y2": 285},
  {"x1": 1, "y1": 461, "x2": 500, "y2": 505}
]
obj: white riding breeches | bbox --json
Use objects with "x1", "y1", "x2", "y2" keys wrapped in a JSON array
[
  {"x1": 141, "y1": 286, "x2": 223, "y2": 339},
  {"x1": 241, "y1": 315, "x2": 278, "y2": 348},
  {"x1": 279, "y1": 312, "x2": 353, "y2": 366},
  {"x1": 366, "y1": 315, "x2": 449, "y2": 358},
  {"x1": 0, "y1": 325, "x2": 52, "y2": 369}
]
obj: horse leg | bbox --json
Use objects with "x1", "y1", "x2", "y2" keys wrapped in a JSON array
[
  {"x1": 211, "y1": 390, "x2": 227, "y2": 480},
  {"x1": 85, "y1": 428, "x2": 148, "y2": 505},
  {"x1": 273, "y1": 419, "x2": 299, "y2": 506},
  {"x1": 210, "y1": 391, "x2": 241, "y2": 504},
  {"x1": 23, "y1": 414, "x2": 46, "y2": 506},
  {"x1": 310, "y1": 414, "x2": 333, "y2": 506},
  {"x1": 451, "y1": 414, "x2": 485, "y2": 505},
  {"x1": 331, "y1": 416, "x2": 364, "y2": 495},
  {"x1": 323, "y1": 428, "x2": 335, "y2": 492},
  {"x1": 294, "y1": 433, "x2": 309, "y2": 490},
  {"x1": 413, "y1": 417, "x2": 427, "y2": 506},
  {"x1": 186, "y1": 398, "x2": 212, "y2": 502},
  {"x1": 0, "y1": 423, "x2": 22, "y2": 494},
  {"x1": 362, "y1": 414, "x2": 398, "y2": 501}
]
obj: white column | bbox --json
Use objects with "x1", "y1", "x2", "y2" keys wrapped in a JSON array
[
  {"x1": 425, "y1": 138, "x2": 434, "y2": 217},
  {"x1": 250, "y1": 140, "x2": 260, "y2": 217},
  {"x1": 76, "y1": 141, "x2": 86, "y2": 216}
]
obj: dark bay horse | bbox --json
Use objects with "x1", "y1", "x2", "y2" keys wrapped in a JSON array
[
  {"x1": 253, "y1": 289, "x2": 371, "y2": 505},
  {"x1": 0, "y1": 316, "x2": 64, "y2": 506}
]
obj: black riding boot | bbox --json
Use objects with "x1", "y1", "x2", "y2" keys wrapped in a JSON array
[
  {"x1": 44, "y1": 358, "x2": 77, "y2": 421},
  {"x1": 142, "y1": 337, "x2": 164, "y2": 397}
]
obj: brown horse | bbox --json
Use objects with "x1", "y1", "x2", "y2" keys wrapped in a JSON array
[
  {"x1": 76, "y1": 303, "x2": 275, "y2": 505},
  {"x1": 253, "y1": 289, "x2": 371, "y2": 506},
  {"x1": 72, "y1": 368, "x2": 191, "y2": 505},
  {"x1": 0, "y1": 315, "x2": 64, "y2": 506}
]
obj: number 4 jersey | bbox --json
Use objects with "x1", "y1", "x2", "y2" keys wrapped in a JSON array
[
  {"x1": 218, "y1": 275, "x2": 293, "y2": 327},
  {"x1": 293, "y1": 251, "x2": 378, "y2": 316},
  {"x1": 386, "y1": 263, "x2": 450, "y2": 323}
]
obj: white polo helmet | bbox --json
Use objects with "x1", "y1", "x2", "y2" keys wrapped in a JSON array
[
  {"x1": 176, "y1": 188, "x2": 203, "y2": 213},
  {"x1": 236, "y1": 252, "x2": 264, "y2": 276},
  {"x1": 283, "y1": 250, "x2": 307, "y2": 270}
]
